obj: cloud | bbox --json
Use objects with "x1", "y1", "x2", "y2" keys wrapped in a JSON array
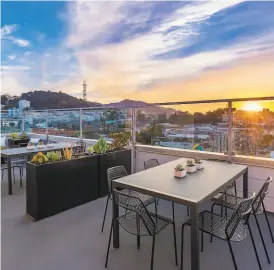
[
  {"x1": 0, "y1": 24, "x2": 18, "y2": 37},
  {"x1": 1, "y1": 65, "x2": 30, "y2": 71},
  {"x1": 8, "y1": 54, "x2": 16, "y2": 60},
  {"x1": 1, "y1": 24, "x2": 31, "y2": 47}
]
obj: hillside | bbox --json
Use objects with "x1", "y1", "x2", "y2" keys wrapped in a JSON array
[
  {"x1": 106, "y1": 99, "x2": 176, "y2": 115},
  {"x1": 1, "y1": 91, "x2": 101, "y2": 110}
]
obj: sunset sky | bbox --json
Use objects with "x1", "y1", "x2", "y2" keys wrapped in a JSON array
[{"x1": 1, "y1": 1, "x2": 274, "y2": 106}]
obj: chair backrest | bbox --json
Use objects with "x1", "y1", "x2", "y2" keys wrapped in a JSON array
[
  {"x1": 76, "y1": 140, "x2": 86, "y2": 152},
  {"x1": 113, "y1": 189, "x2": 155, "y2": 235},
  {"x1": 107, "y1": 166, "x2": 128, "y2": 192},
  {"x1": 252, "y1": 177, "x2": 272, "y2": 214},
  {"x1": 225, "y1": 193, "x2": 255, "y2": 240},
  {"x1": 144, "y1": 159, "x2": 159, "y2": 170}
]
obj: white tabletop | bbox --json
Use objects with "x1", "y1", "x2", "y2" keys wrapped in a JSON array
[
  {"x1": 1, "y1": 143, "x2": 71, "y2": 157},
  {"x1": 113, "y1": 159, "x2": 247, "y2": 205}
]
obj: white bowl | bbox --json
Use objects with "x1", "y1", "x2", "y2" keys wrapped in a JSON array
[
  {"x1": 47, "y1": 144, "x2": 55, "y2": 148},
  {"x1": 37, "y1": 145, "x2": 45, "y2": 149},
  {"x1": 174, "y1": 169, "x2": 186, "y2": 178},
  {"x1": 186, "y1": 165, "x2": 197, "y2": 173}
]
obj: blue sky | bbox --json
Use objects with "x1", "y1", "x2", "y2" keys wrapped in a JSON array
[{"x1": 1, "y1": 1, "x2": 274, "y2": 103}]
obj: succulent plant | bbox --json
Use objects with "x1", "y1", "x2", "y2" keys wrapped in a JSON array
[
  {"x1": 31, "y1": 152, "x2": 48, "y2": 164},
  {"x1": 63, "y1": 147, "x2": 73, "y2": 160},
  {"x1": 109, "y1": 132, "x2": 131, "y2": 150},
  {"x1": 187, "y1": 160, "x2": 195, "y2": 167},
  {"x1": 87, "y1": 146, "x2": 94, "y2": 153},
  {"x1": 194, "y1": 158, "x2": 203, "y2": 164},
  {"x1": 94, "y1": 137, "x2": 108, "y2": 154},
  {"x1": 175, "y1": 164, "x2": 185, "y2": 171},
  {"x1": 46, "y1": 151, "x2": 61, "y2": 162},
  {"x1": 9, "y1": 133, "x2": 19, "y2": 139}
]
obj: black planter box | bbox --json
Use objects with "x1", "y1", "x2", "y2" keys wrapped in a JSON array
[
  {"x1": 7, "y1": 138, "x2": 30, "y2": 147},
  {"x1": 26, "y1": 155, "x2": 99, "y2": 221},
  {"x1": 98, "y1": 149, "x2": 131, "y2": 197}
]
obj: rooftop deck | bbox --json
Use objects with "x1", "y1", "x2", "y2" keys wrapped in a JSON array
[{"x1": 2, "y1": 168, "x2": 274, "y2": 270}]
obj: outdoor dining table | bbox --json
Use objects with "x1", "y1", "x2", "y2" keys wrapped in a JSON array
[
  {"x1": 1, "y1": 143, "x2": 71, "y2": 195},
  {"x1": 112, "y1": 158, "x2": 248, "y2": 270}
]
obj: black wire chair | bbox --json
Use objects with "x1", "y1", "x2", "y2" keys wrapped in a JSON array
[
  {"x1": 211, "y1": 176, "x2": 273, "y2": 264},
  {"x1": 101, "y1": 165, "x2": 157, "y2": 233},
  {"x1": 105, "y1": 189, "x2": 178, "y2": 270},
  {"x1": 180, "y1": 193, "x2": 262, "y2": 270},
  {"x1": 144, "y1": 158, "x2": 189, "y2": 219},
  {"x1": 1, "y1": 156, "x2": 23, "y2": 187},
  {"x1": 207, "y1": 159, "x2": 238, "y2": 216}
]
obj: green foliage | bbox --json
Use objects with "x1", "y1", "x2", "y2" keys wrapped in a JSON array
[
  {"x1": 94, "y1": 137, "x2": 108, "y2": 154},
  {"x1": 87, "y1": 146, "x2": 94, "y2": 153},
  {"x1": 109, "y1": 132, "x2": 131, "y2": 150},
  {"x1": 9, "y1": 133, "x2": 19, "y2": 139},
  {"x1": 0, "y1": 146, "x2": 7, "y2": 150},
  {"x1": 175, "y1": 164, "x2": 185, "y2": 171},
  {"x1": 136, "y1": 124, "x2": 163, "y2": 145},
  {"x1": 46, "y1": 151, "x2": 62, "y2": 162},
  {"x1": 20, "y1": 132, "x2": 29, "y2": 140}
]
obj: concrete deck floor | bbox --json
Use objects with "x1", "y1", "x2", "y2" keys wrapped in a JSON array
[{"x1": 1, "y1": 168, "x2": 274, "y2": 270}]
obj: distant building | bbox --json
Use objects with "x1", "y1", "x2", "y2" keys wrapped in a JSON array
[
  {"x1": 19, "y1": 100, "x2": 30, "y2": 112},
  {"x1": 8, "y1": 108, "x2": 19, "y2": 117}
]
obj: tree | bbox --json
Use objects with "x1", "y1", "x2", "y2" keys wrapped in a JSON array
[
  {"x1": 157, "y1": 113, "x2": 167, "y2": 123},
  {"x1": 137, "y1": 111, "x2": 146, "y2": 121},
  {"x1": 136, "y1": 124, "x2": 163, "y2": 145}
]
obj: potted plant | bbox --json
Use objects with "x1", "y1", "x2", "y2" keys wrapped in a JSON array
[
  {"x1": 26, "y1": 148, "x2": 99, "y2": 221},
  {"x1": 37, "y1": 141, "x2": 45, "y2": 149},
  {"x1": 27, "y1": 142, "x2": 35, "y2": 150},
  {"x1": 186, "y1": 160, "x2": 197, "y2": 173},
  {"x1": 95, "y1": 134, "x2": 132, "y2": 197},
  {"x1": 194, "y1": 158, "x2": 204, "y2": 170},
  {"x1": 174, "y1": 164, "x2": 186, "y2": 178},
  {"x1": 7, "y1": 132, "x2": 30, "y2": 147}
]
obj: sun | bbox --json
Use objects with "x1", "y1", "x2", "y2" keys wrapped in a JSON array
[{"x1": 242, "y1": 102, "x2": 263, "y2": 112}]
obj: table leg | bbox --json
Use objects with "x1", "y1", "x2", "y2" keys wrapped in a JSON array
[
  {"x1": 7, "y1": 157, "x2": 12, "y2": 195},
  {"x1": 243, "y1": 169, "x2": 248, "y2": 198},
  {"x1": 191, "y1": 204, "x2": 200, "y2": 270},
  {"x1": 112, "y1": 191, "x2": 120, "y2": 248}
]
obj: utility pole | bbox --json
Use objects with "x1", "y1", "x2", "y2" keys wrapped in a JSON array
[{"x1": 83, "y1": 80, "x2": 87, "y2": 101}]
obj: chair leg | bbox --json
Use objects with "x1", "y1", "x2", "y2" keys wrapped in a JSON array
[
  {"x1": 187, "y1": 206, "x2": 189, "y2": 216},
  {"x1": 227, "y1": 240, "x2": 238, "y2": 270},
  {"x1": 201, "y1": 217, "x2": 204, "y2": 252},
  {"x1": 262, "y1": 202, "x2": 274, "y2": 243},
  {"x1": 210, "y1": 204, "x2": 215, "y2": 243},
  {"x1": 101, "y1": 195, "x2": 110, "y2": 232},
  {"x1": 172, "y1": 202, "x2": 175, "y2": 222},
  {"x1": 254, "y1": 214, "x2": 271, "y2": 264},
  {"x1": 137, "y1": 216, "x2": 141, "y2": 249},
  {"x1": 248, "y1": 223, "x2": 262, "y2": 270},
  {"x1": 105, "y1": 219, "x2": 113, "y2": 268},
  {"x1": 13, "y1": 167, "x2": 15, "y2": 183},
  {"x1": 180, "y1": 224, "x2": 185, "y2": 270},
  {"x1": 172, "y1": 222, "x2": 178, "y2": 265},
  {"x1": 19, "y1": 167, "x2": 23, "y2": 187},
  {"x1": 150, "y1": 236, "x2": 156, "y2": 270}
]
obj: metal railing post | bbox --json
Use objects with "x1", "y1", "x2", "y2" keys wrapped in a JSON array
[
  {"x1": 80, "y1": 108, "x2": 83, "y2": 140},
  {"x1": 131, "y1": 106, "x2": 136, "y2": 173},
  {"x1": 227, "y1": 101, "x2": 233, "y2": 161},
  {"x1": 21, "y1": 111, "x2": 25, "y2": 132},
  {"x1": 45, "y1": 110, "x2": 49, "y2": 141}
]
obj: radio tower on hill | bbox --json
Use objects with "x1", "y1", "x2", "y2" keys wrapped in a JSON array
[{"x1": 83, "y1": 80, "x2": 87, "y2": 101}]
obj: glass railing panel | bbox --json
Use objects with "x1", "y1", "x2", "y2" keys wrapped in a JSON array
[
  {"x1": 136, "y1": 102, "x2": 228, "y2": 153},
  {"x1": 47, "y1": 110, "x2": 80, "y2": 138},
  {"x1": 82, "y1": 108, "x2": 132, "y2": 140},
  {"x1": 1, "y1": 110, "x2": 23, "y2": 134},
  {"x1": 25, "y1": 111, "x2": 47, "y2": 134},
  {"x1": 232, "y1": 100, "x2": 274, "y2": 159}
]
